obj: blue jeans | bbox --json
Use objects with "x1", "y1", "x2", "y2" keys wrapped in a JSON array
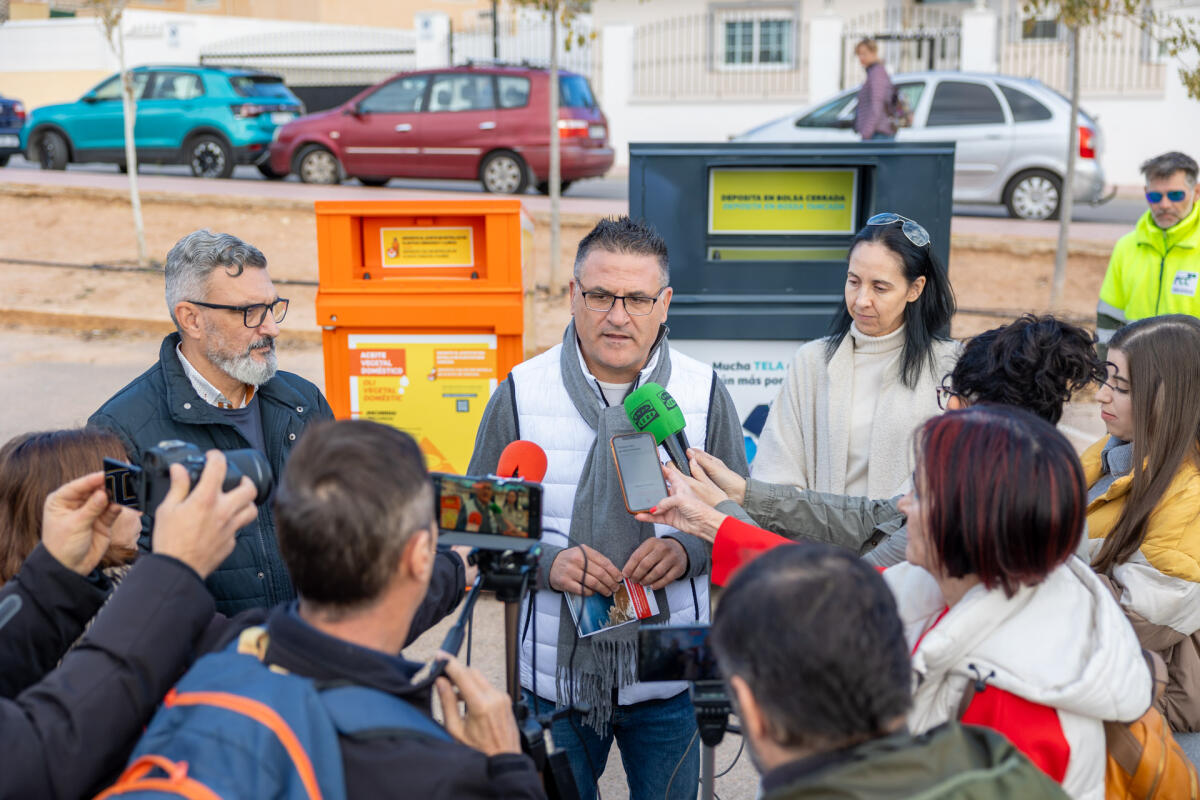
[
  {"x1": 523, "y1": 689, "x2": 700, "y2": 800},
  {"x1": 869, "y1": 132, "x2": 894, "y2": 140}
]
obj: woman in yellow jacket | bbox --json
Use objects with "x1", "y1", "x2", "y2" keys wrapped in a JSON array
[{"x1": 1083, "y1": 314, "x2": 1200, "y2": 732}]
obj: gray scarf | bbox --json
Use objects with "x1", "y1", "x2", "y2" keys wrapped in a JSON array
[
  {"x1": 556, "y1": 320, "x2": 673, "y2": 732},
  {"x1": 1088, "y1": 436, "x2": 1134, "y2": 503}
]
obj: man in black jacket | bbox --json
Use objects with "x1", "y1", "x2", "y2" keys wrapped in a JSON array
[
  {"x1": 1, "y1": 452, "x2": 258, "y2": 800},
  {"x1": 196, "y1": 420, "x2": 546, "y2": 799},
  {"x1": 89, "y1": 229, "x2": 330, "y2": 615}
]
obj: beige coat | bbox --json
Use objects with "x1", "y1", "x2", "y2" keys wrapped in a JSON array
[{"x1": 751, "y1": 328, "x2": 960, "y2": 498}]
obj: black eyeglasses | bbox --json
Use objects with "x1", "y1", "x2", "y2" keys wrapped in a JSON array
[
  {"x1": 188, "y1": 298, "x2": 289, "y2": 328},
  {"x1": 867, "y1": 212, "x2": 931, "y2": 248},
  {"x1": 1146, "y1": 190, "x2": 1187, "y2": 204},
  {"x1": 579, "y1": 287, "x2": 666, "y2": 316},
  {"x1": 936, "y1": 384, "x2": 961, "y2": 411}
]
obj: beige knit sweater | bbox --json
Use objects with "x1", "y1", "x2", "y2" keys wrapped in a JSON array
[{"x1": 751, "y1": 324, "x2": 960, "y2": 499}]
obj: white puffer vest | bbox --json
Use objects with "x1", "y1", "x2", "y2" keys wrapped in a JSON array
[
  {"x1": 886, "y1": 557, "x2": 1152, "y2": 800},
  {"x1": 513, "y1": 343, "x2": 716, "y2": 706}
]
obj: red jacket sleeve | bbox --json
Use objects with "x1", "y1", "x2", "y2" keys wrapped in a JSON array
[
  {"x1": 711, "y1": 516, "x2": 796, "y2": 586},
  {"x1": 961, "y1": 686, "x2": 1071, "y2": 784}
]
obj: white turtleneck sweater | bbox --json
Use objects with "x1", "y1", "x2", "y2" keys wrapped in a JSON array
[
  {"x1": 752, "y1": 323, "x2": 960, "y2": 499},
  {"x1": 844, "y1": 324, "x2": 906, "y2": 496}
]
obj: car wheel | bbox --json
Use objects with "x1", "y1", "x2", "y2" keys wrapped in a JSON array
[
  {"x1": 0, "y1": 154, "x2": 9, "y2": 168},
  {"x1": 357, "y1": 176, "x2": 390, "y2": 187},
  {"x1": 1004, "y1": 170, "x2": 1062, "y2": 221},
  {"x1": 535, "y1": 180, "x2": 573, "y2": 195},
  {"x1": 256, "y1": 162, "x2": 286, "y2": 180},
  {"x1": 36, "y1": 130, "x2": 69, "y2": 170},
  {"x1": 480, "y1": 151, "x2": 529, "y2": 194},
  {"x1": 187, "y1": 134, "x2": 234, "y2": 179},
  {"x1": 295, "y1": 145, "x2": 341, "y2": 185}
]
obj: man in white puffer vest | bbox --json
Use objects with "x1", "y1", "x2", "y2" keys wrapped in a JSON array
[{"x1": 468, "y1": 217, "x2": 748, "y2": 800}]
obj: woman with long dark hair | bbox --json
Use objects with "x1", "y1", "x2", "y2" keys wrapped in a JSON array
[
  {"x1": 1082, "y1": 314, "x2": 1200, "y2": 732},
  {"x1": 753, "y1": 213, "x2": 958, "y2": 498},
  {"x1": 893, "y1": 406, "x2": 1149, "y2": 798}
]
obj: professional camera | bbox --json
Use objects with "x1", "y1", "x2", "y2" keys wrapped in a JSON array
[{"x1": 103, "y1": 439, "x2": 274, "y2": 518}]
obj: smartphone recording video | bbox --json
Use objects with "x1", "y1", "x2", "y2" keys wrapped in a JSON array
[
  {"x1": 432, "y1": 473, "x2": 542, "y2": 551},
  {"x1": 638, "y1": 624, "x2": 721, "y2": 683}
]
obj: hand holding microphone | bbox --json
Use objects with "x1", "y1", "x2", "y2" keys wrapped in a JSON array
[{"x1": 623, "y1": 382, "x2": 692, "y2": 476}]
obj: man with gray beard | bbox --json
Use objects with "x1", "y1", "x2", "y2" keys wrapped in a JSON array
[{"x1": 88, "y1": 229, "x2": 333, "y2": 614}]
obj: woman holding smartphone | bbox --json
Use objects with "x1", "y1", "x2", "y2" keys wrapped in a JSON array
[{"x1": 752, "y1": 213, "x2": 958, "y2": 498}]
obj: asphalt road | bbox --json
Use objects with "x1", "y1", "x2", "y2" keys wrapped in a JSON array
[{"x1": 2, "y1": 155, "x2": 1149, "y2": 223}]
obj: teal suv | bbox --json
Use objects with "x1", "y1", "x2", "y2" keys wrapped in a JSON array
[{"x1": 21, "y1": 65, "x2": 303, "y2": 179}]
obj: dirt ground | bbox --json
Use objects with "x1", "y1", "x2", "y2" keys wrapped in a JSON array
[{"x1": 0, "y1": 187, "x2": 1112, "y2": 355}]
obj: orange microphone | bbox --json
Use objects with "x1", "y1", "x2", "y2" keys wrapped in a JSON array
[{"x1": 496, "y1": 440, "x2": 548, "y2": 482}]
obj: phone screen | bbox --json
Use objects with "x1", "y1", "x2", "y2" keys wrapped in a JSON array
[
  {"x1": 638, "y1": 625, "x2": 720, "y2": 682},
  {"x1": 611, "y1": 432, "x2": 669, "y2": 514},
  {"x1": 432, "y1": 473, "x2": 542, "y2": 550}
]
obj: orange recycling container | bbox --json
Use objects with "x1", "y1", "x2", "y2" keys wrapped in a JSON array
[{"x1": 314, "y1": 199, "x2": 530, "y2": 474}]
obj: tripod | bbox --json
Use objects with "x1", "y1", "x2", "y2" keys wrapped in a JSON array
[
  {"x1": 466, "y1": 546, "x2": 582, "y2": 800},
  {"x1": 690, "y1": 680, "x2": 732, "y2": 800}
]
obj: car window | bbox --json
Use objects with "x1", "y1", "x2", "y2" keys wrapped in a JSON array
[
  {"x1": 360, "y1": 75, "x2": 429, "y2": 114},
  {"x1": 998, "y1": 85, "x2": 1052, "y2": 122},
  {"x1": 92, "y1": 72, "x2": 150, "y2": 101},
  {"x1": 428, "y1": 74, "x2": 496, "y2": 112},
  {"x1": 797, "y1": 93, "x2": 856, "y2": 127},
  {"x1": 927, "y1": 81, "x2": 1006, "y2": 126},
  {"x1": 559, "y1": 75, "x2": 596, "y2": 108},
  {"x1": 148, "y1": 72, "x2": 204, "y2": 101},
  {"x1": 896, "y1": 82, "x2": 925, "y2": 114},
  {"x1": 230, "y1": 75, "x2": 295, "y2": 101},
  {"x1": 498, "y1": 76, "x2": 531, "y2": 109}
]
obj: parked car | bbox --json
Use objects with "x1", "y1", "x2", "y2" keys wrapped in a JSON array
[
  {"x1": 734, "y1": 71, "x2": 1107, "y2": 220},
  {"x1": 268, "y1": 63, "x2": 614, "y2": 193},
  {"x1": 0, "y1": 93, "x2": 25, "y2": 166},
  {"x1": 21, "y1": 65, "x2": 304, "y2": 179}
]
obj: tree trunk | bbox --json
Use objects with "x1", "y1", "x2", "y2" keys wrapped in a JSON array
[
  {"x1": 549, "y1": 4, "x2": 562, "y2": 291},
  {"x1": 1051, "y1": 24, "x2": 1080, "y2": 309},
  {"x1": 115, "y1": 16, "x2": 148, "y2": 266}
]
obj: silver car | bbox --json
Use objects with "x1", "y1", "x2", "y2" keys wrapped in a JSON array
[{"x1": 734, "y1": 71, "x2": 1107, "y2": 221}]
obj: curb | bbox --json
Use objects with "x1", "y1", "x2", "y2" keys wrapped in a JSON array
[
  {"x1": 0, "y1": 180, "x2": 613, "y2": 228},
  {"x1": 0, "y1": 309, "x2": 323, "y2": 344}
]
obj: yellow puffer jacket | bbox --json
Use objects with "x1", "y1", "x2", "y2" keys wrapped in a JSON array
[
  {"x1": 1082, "y1": 436, "x2": 1200, "y2": 731},
  {"x1": 1083, "y1": 437, "x2": 1200, "y2": 583}
]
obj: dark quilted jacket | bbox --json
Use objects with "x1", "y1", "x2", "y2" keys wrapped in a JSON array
[{"x1": 89, "y1": 333, "x2": 333, "y2": 616}]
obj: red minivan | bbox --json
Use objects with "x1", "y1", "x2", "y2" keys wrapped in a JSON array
[{"x1": 267, "y1": 64, "x2": 614, "y2": 193}]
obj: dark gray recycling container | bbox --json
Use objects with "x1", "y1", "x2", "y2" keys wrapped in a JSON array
[{"x1": 628, "y1": 141, "x2": 957, "y2": 341}]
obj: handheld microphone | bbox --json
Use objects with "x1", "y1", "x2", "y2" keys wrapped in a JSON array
[
  {"x1": 496, "y1": 440, "x2": 548, "y2": 482},
  {"x1": 623, "y1": 382, "x2": 691, "y2": 476}
]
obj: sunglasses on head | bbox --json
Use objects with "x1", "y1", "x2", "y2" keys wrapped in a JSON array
[
  {"x1": 866, "y1": 212, "x2": 931, "y2": 248},
  {"x1": 1146, "y1": 190, "x2": 1188, "y2": 204}
]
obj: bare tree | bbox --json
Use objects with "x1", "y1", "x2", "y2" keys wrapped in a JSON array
[
  {"x1": 90, "y1": 0, "x2": 149, "y2": 266},
  {"x1": 1022, "y1": 0, "x2": 1200, "y2": 308},
  {"x1": 511, "y1": 0, "x2": 591, "y2": 291}
]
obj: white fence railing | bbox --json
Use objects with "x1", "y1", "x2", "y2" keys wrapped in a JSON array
[
  {"x1": 998, "y1": 10, "x2": 1165, "y2": 97},
  {"x1": 840, "y1": 7, "x2": 961, "y2": 90},
  {"x1": 452, "y1": 11, "x2": 598, "y2": 80},
  {"x1": 632, "y1": 12, "x2": 809, "y2": 102}
]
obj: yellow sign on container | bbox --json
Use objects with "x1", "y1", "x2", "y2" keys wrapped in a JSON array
[
  {"x1": 347, "y1": 333, "x2": 498, "y2": 474},
  {"x1": 380, "y1": 226, "x2": 475, "y2": 268},
  {"x1": 708, "y1": 168, "x2": 857, "y2": 235}
]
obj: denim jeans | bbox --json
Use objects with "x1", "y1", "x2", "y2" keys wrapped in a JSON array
[
  {"x1": 523, "y1": 689, "x2": 700, "y2": 800},
  {"x1": 869, "y1": 132, "x2": 895, "y2": 140}
]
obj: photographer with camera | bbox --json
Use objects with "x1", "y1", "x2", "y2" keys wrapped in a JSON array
[
  {"x1": 0, "y1": 452, "x2": 258, "y2": 799},
  {"x1": 88, "y1": 229, "x2": 335, "y2": 616},
  {"x1": 102, "y1": 420, "x2": 544, "y2": 800},
  {"x1": 711, "y1": 544, "x2": 1067, "y2": 799}
]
